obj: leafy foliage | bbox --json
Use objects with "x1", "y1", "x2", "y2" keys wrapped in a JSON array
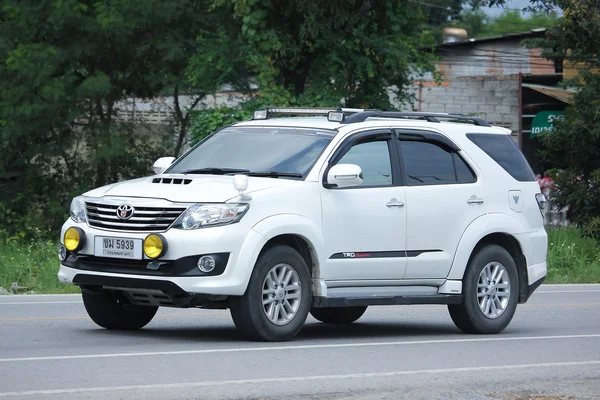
[
  {"x1": 494, "y1": 0, "x2": 600, "y2": 241},
  {"x1": 459, "y1": 9, "x2": 559, "y2": 38},
  {"x1": 0, "y1": 0, "x2": 210, "y2": 237},
  {"x1": 189, "y1": 106, "x2": 254, "y2": 144},
  {"x1": 197, "y1": 0, "x2": 437, "y2": 110},
  {"x1": 539, "y1": 71, "x2": 600, "y2": 239}
]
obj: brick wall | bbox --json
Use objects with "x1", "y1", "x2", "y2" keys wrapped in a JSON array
[{"x1": 411, "y1": 76, "x2": 520, "y2": 141}]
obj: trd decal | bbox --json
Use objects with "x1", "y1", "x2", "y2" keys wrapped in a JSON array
[
  {"x1": 341, "y1": 252, "x2": 372, "y2": 258},
  {"x1": 329, "y1": 250, "x2": 442, "y2": 259}
]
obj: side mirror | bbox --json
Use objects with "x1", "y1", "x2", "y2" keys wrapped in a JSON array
[
  {"x1": 153, "y1": 157, "x2": 176, "y2": 174},
  {"x1": 326, "y1": 164, "x2": 363, "y2": 188}
]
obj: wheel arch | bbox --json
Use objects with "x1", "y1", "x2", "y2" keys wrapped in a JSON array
[
  {"x1": 248, "y1": 214, "x2": 325, "y2": 295},
  {"x1": 448, "y1": 214, "x2": 530, "y2": 303}
]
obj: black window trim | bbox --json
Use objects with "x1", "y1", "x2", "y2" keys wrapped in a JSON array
[
  {"x1": 394, "y1": 129, "x2": 477, "y2": 187},
  {"x1": 394, "y1": 129, "x2": 461, "y2": 152},
  {"x1": 322, "y1": 129, "x2": 402, "y2": 189}
]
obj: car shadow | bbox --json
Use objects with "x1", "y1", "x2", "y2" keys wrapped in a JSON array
[{"x1": 81, "y1": 319, "x2": 471, "y2": 344}]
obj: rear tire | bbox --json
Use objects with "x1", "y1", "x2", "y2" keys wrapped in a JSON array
[
  {"x1": 82, "y1": 291, "x2": 158, "y2": 330},
  {"x1": 230, "y1": 245, "x2": 311, "y2": 341},
  {"x1": 448, "y1": 244, "x2": 519, "y2": 334},
  {"x1": 310, "y1": 306, "x2": 367, "y2": 324}
]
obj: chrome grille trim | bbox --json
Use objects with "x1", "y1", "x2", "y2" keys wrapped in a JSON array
[{"x1": 85, "y1": 200, "x2": 187, "y2": 232}]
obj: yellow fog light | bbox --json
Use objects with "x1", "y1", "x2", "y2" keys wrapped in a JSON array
[
  {"x1": 64, "y1": 227, "x2": 85, "y2": 252},
  {"x1": 143, "y1": 233, "x2": 167, "y2": 259}
]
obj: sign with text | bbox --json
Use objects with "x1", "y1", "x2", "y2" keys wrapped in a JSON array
[{"x1": 531, "y1": 111, "x2": 564, "y2": 138}]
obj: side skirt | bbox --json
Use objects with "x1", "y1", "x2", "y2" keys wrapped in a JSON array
[{"x1": 312, "y1": 294, "x2": 463, "y2": 308}]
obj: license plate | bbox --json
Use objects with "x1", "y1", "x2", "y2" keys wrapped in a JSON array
[{"x1": 94, "y1": 236, "x2": 143, "y2": 259}]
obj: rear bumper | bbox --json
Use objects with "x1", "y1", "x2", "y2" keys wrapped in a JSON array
[{"x1": 527, "y1": 261, "x2": 547, "y2": 286}]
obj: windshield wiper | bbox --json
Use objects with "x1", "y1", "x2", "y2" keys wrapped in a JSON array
[
  {"x1": 246, "y1": 171, "x2": 303, "y2": 179},
  {"x1": 181, "y1": 167, "x2": 250, "y2": 175}
]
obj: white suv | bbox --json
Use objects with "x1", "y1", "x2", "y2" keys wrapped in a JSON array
[{"x1": 58, "y1": 108, "x2": 548, "y2": 341}]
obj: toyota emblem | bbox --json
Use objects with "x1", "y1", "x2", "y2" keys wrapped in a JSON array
[{"x1": 116, "y1": 204, "x2": 135, "y2": 220}]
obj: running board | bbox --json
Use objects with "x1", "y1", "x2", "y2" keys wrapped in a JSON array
[{"x1": 312, "y1": 294, "x2": 463, "y2": 308}]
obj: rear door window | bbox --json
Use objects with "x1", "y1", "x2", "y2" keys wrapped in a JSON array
[
  {"x1": 467, "y1": 134, "x2": 536, "y2": 182},
  {"x1": 399, "y1": 141, "x2": 476, "y2": 186}
]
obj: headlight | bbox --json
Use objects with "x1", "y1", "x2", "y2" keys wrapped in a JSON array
[
  {"x1": 70, "y1": 196, "x2": 86, "y2": 223},
  {"x1": 173, "y1": 203, "x2": 249, "y2": 230}
]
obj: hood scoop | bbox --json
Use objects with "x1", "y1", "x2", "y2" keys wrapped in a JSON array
[{"x1": 152, "y1": 177, "x2": 192, "y2": 185}]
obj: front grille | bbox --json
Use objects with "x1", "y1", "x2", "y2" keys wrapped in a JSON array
[{"x1": 86, "y1": 201, "x2": 187, "y2": 232}]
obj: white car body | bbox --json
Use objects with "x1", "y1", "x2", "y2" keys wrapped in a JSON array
[{"x1": 58, "y1": 110, "x2": 547, "y2": 339}]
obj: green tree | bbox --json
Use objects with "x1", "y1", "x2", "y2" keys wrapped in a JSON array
[
  {"x1": 186, "y1": 0, "x2": 441, "y2": 143},
  {"x1": 0, "y1": 0, "x2": 215, "y2": 236},
  {"x1": 475, "y1": 9, "x2": 559, "y2": 38},
  {"x1": 194, "y1": 0, "x2": 437, "y2": 109},
  {"x1": 489, "y1": 0, "x2": 600, "y2": 240},
  {"x1": 427, "y1": 8, "x2": 560, "y2": 43}
]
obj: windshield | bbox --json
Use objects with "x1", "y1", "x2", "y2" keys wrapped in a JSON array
[{"x1": 166, "y1": 126, "x2": 335, "y2": 178}]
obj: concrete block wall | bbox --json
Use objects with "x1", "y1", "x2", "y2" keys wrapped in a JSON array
[{"x1": 411, "y1": 76, "x2": 520, "y2": 140}]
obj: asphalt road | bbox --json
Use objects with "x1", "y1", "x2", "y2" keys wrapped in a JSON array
[{"x1": 1, "y1": 284, "x2": 600, "y2": 400}]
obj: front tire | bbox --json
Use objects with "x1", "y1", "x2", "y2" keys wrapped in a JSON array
[
  {"x1": 310, "y1": 306, "x2": 367, "y2": 324},
  {"x1": 448, "y1": 244, "x2": 519, "y2": 334},
  {"x1": 82, "y1": 291, "x2": 158, "y2": 330},
  {"x1": 230, "y1": 245, "x2": 311, "y2": 341}
]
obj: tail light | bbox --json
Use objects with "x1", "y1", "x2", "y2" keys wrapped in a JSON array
[{"x1": 535, "y1": 193, "x2": 547, "y2": 215}]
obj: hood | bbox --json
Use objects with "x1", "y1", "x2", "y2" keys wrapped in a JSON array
[{"x1": 83, "y1": 174, "x2": 294, "y2": 203}]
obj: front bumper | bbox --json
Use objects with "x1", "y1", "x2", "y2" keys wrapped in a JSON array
[
  {"x1": 71, "y1": 273, "x2": 230, "y2": 308},
  {"x1": 59, "y1": 220, "x2": 268, "y2": 296},
  {"x1": 61, "y1": 253, "x2": 229, "y2": 277}
]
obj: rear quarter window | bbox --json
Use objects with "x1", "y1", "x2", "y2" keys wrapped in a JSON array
[{"x1": 467, "y1": 133, "x2": 536, "y2": 182}]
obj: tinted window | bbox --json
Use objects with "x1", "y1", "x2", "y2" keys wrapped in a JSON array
[
  {"x1": 467, "y1": 133, "x2": 536, "y2": 182},
  {"x1": 400, "y1": 141, "x2": 456, "y2": 185},
  {"x1": 454, "y1": 153, "x2": 477, "y2": 183},
  {"x1": 168, "y1": 127, "x2": 334, "y2": 177},
  {"x1": 336, "y1": 140, "x2": 392, "y2": 186}
]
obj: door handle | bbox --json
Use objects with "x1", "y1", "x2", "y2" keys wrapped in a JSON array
[
  {"x1": 467, "y1": 196, "x2": 484, "y2": 204},
  {"x1": 386, "y1": 198, "x2": 405, "y2": 208}
]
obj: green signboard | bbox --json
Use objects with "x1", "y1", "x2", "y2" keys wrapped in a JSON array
[{"x1": 530, "y1": 111, "x2": 564, "y2": 138}]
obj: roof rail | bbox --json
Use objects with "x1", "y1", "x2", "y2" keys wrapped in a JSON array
[
  {"x1": 252, "y1": 107, "x2": 375, "y2": 122},
  {"x1": 341, "y1": 111, "x2": 491, "y2": 127}
]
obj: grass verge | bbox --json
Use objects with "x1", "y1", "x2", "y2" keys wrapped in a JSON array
[
  {"x1": 0, "y1": 239, "x2": 80, "y2": 294},
  {"x1": 0, "y1": 227, "x2": 598, "y2": 294},
  {"x1": 546, "y1": 227, "x2": 600, "y2": 284}
]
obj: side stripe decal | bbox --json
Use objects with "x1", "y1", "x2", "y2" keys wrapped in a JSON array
[{"x1": 329, "y1": 250, "x2": 442, "y2": 259}]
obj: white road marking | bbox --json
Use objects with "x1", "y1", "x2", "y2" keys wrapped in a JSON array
[
  {"x1": 0, "y1": 294, "x2": 81, "y2": 297},
  {"x1": 0, "y1": 301, "x2": 81, "y2": 305},
  {"x1": 1, "y1": 360, "x2": 599, "y2": 397},
  {"x1": 1, "y1": 334, "x2": 599, "y2": 363},
  {"x1": 535, "y1": 290, "x2": 600, "y2": 293}
]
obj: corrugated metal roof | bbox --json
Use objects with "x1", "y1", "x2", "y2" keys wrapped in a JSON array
[
  {"x1": 429, "y1": 29, "x2": 548, "y2": 49},
  {"x1": 522, "y1": 83, "x2": 575, "y2": 104}
]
